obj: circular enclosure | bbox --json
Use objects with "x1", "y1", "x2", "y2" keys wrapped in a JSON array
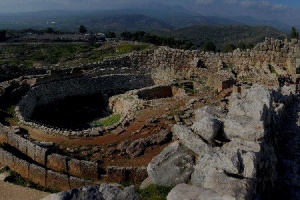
[{"x1": 17, "y1": 74, "x2": 154, "y2": 131}]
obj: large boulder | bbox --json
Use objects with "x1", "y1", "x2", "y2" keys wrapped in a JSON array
[
  {"x1": 194, "y1": 106, "x2": 226, "y2": 122},
  {"x1": 147, "y1": 141, "x2": 195, "y2": 186},
  {"x1": 172, "y1": 125, "x2": 211, "y2": 155},
  {"x1": 227, "y1": 84, "x2": 272, "y2": 125},
  {"x1": 167, "y1": 183, "x2": 233, "y2": 200},
  {"x1": 223, "y1": 115, "x2": 265, "y2": 141},
  {"x1": 191, "y1": 117, "x2": 222, "y2": 144},
  {"x1": 42, "y1": 184, "x2": 140, "y2": 200}
]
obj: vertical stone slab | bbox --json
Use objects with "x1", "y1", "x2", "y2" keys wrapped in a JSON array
[
  {"x1": 29, "y1": 164, "x2": 47, "y2": 187},
  {"x1": 47, "y1": 154, "x2": 68, "y2": 173},
  {"x1": 13, "y1": 157, "x2": 30, "y2": 179},
  {"x1": 69, "y1": 176, "x2": 94, "y2": 189},
  {"x1": 0, "y1": 130, "x2": 8, "y2": 143},
  {"x1": 26, "y1": 142, "x2": 36, "y2": 161},
  {"x1": 68, "y1": 159, "x2": 98, "y2": 180},
  {"x1": 17, "y1": 136, "x2": 28, "y2": 155},
  {"x1": 46, "y1": 170, "x2": 70, "y2": 191},
  {"x1": 34, "y1": 145, "x2": 48, "y2": 165}
]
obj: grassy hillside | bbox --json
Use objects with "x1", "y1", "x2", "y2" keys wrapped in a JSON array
[
  {"x1": 160, "y1": 25, "x2": 286, "y2": 51},
  {"x1": 0, "y1": 41, "x2": 152, "y2": 67}
]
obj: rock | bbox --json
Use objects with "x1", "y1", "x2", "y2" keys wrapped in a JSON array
[
  {"x1": 117, "y1": 140, "x2": 131, "y2": 152},
  {"x1": 0, "y1": 171, "x2": 11, "y2": 181},
  {"x1": 126, "y1": 139, "x2": 147, "y2": 158},
  {"x1": 172, "y1": 125, "x2": 210, "y2": 155},
  {"x1": 174, "y1": 115, "x2": 181, "y2": 123},
  {"x1": 139, "y1": 177, "x2": 153, "y2": 190},
  {"x1": 191, "y1": 117, "x2": 222, "y2": 144},
  {"x1": 111, "y1": 127, "x2": 125, "y2": 135},
  {"x1": 228, "y1": 84, "x2": 272, "y2": 125},
  {"x1": 223, "y1": 115, "x2": 265, "y2": 141},
  {"x1": 167, "y1": 183, "x2": 234, "y2": 200},
  {"x1": 42, "y1": 184, "x2": 140, "y2": 200},
  {"x1": 194, "y1": 106, "x2": 226, "y2": 121},
  {"x1": 145, "y1": 129, "x2": 172, "y2": 146},
  {"x1": 147, "y1": 141, "x2": 195, "y2": 186}
]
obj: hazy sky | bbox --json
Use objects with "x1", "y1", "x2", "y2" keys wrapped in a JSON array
[{"x1": 0, "y1": 0, "x2": 299, "y2": 25}]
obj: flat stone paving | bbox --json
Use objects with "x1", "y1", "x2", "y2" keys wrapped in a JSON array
[{"x1": 275, "y1": 98, "x2": 300, "y2": 199}]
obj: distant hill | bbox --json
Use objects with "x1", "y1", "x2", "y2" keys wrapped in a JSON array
[
  {"x1": 0, "y1": 11, "x2": 173, "y2": 32},
  {"x1": 0, "y1": 5, "x2": 292, "y2": 33},
  {"x1": 159, "y1": 25, "x2": 286, "y2": 50}
]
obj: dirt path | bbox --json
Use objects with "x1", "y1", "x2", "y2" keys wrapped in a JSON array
[
  {"x1": 0, "y1": 181, "x2": 49, "y2": 200},
  {"x1": 274, "y1": 99, "x2": 300, "y2": 199}
]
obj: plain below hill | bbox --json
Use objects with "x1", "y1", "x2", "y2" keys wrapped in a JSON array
[{"x1": 159, "y1": 25, "x2": 286, "y2": 51}]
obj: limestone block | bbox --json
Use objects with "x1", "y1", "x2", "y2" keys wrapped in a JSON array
[
  {"x1": 17, "y1": 136, "x2": 28, "y2": 155},
  {"x1": 29, "y1": 164, "x2": 47, "y2": 187},
  {"x1": 13, "y1": 157, "x2": 30, "y2": 179},
  {"x1": 172, "y1": 125, "x2": 210, "y2": 155},
  {"x1": 147, "y1": 141, "x2": 195, "y2": 186},
  {"x1": 69, "y1": 176, "x2": 94, "y2": 189},
  {"x1": 68, "y1": 159, "x2": 98, "y2": 180},
  {"x1": 35, "y1": 145, "x2": 49, "y2": 165},
  {"x1": 47, "y1": 170, "x2": 70, "y2": 191},
  {"x1": 223, "y1": 116, "x2": 265, "y2": 141},
  {"x1": 191, "y1": 117, "x2": 222, "y2": 144},
  {"x1": 167, "y1": 184, "x2": 233, "y2": 200},
  {"x1": 47, "y1": 153, "x2": 68, "y2": 173}
]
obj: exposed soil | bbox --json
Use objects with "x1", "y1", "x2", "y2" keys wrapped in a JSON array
[{"x1": 6, "y1": 90, "x2": 223, "y2": 168}]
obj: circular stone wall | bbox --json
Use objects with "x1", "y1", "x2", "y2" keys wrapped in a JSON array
[{"x1": 17, "y1": 74, "x2": 154, "y2": 130}]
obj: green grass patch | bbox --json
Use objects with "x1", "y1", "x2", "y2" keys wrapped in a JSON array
[
  {"x1": 91, "y1": 114, "x2": 121, "y2": 127},
  {"x1": 268, "y1": 64, "x2": 279, "y2": 77},
  {"x1": 138, "y1": 184, "x2": 173, "y2": 200},
  {"x1": 0, "y1": 42, "x2": 153, "y2": 68}
]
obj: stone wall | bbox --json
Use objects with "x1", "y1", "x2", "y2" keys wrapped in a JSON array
[
  {"x1": 14, "y1": 74, "x2": 154, "y2": 136},
  {"x1": 148, "y1": 84, "x2": 295, "y2": 199},
  {"x1": 0, "y1": 127, "x2": 149, "y2": 190}
]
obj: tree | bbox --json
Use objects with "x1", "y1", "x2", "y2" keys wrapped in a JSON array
[
  {"x1": 45, "y1": 27, "x2": 54, "y2": 34},
  {"x1": 291, "y1": 27, "x2": 299, "y2": 39},
  {"x1": 0, "y1": 29, "x2": 6, "y2": 41},
  {"x1": 79, "y1": 25, "x2": 87, "y2": 34},
  {"x1": 105, "y1": 31, "x2": 116, "y2": 38},
  {"x1": 223, "y1": 43, "x2": 236, "y2": 53},
  {"x1": 203, "y1": 41, "x2": 216, "y2": 52}
]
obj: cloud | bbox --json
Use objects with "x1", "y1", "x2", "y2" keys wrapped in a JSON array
[
  {"x1": 195, "y1": 0, "x2": 215, "y2": 5},
  {"x1": 240, "y1": 0, "x2": 287, "y2": 10}
]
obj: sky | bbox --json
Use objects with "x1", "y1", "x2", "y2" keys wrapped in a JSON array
[{"x1": 0, "y1": 0, "x2": 299, "y2": 26}]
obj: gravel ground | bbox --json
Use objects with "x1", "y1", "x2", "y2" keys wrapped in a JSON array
[{"x1": 0, "y1": 181, "x2": 49, "y2": 200}]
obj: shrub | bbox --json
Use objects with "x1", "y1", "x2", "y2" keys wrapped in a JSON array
[{"x1": 138, "y1": 184, "x2": 173, "y2": 200}]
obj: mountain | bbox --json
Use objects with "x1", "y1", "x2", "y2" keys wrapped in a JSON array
[
  {"x1": 162, "y1": 25, "x2": 286, "y2": 50},
  {"x1": 0, "y1": 4, "x2": 292, "y2": 33},
  {"x1": 0, "y1": 11, "x2": 173, "y2": 32}
]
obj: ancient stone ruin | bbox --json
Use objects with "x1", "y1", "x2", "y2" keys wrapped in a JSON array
[{"x1": 1, "y1": 38, "x2": 300, "y2": 199}]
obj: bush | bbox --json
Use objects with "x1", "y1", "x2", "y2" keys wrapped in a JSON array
[
  {"x1": 138, "y1": 184, "x2": 173, "y2": 200},
  {"x1": 202, "y1": 41, "x2": 216, "y2": 52}
]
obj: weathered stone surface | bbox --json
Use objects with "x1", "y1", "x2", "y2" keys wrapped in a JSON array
[
  {"x1": 172, "y1": 125, "x2": 210, "y2": 155},
  {"x1": 47, "y1": 153, "x2": 68, "y2": 173},
  {"x1": 191, "y1": 117, "x2": 222, "y2": 143},
  {"x1": 42, "y1": 184, "x2": 140, "y2": 200},
  {"x1": 223, "y1": 116, "x2": 265, "y2": 141},
  {"x1": 68, "y1": 159, "x2": 98, "y2": 180},
  {"x1": 46, "y1": 170, "x2": 70, "y2": 191},
  {"x1": 167, "y1": 183, "x2": 234, "y2": 200},
  {"x1": 147, "y1": 141, "x2": 195, "y2": 186},
  {"x1": 227, "y1": 84, "x2": 272, "y2": 125},
  {"x1": 126, "y1": 138, "x2": 147, "y2": 158},
  {"x1": 194, "y1": 106, "x2": 226, "y2": 122},
  {"x1": 29, "y1": 164, "x2": 46, "y2": 187},
  {"x1": 145, "y1": 129, "x2": 172, "y2": 146}
]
